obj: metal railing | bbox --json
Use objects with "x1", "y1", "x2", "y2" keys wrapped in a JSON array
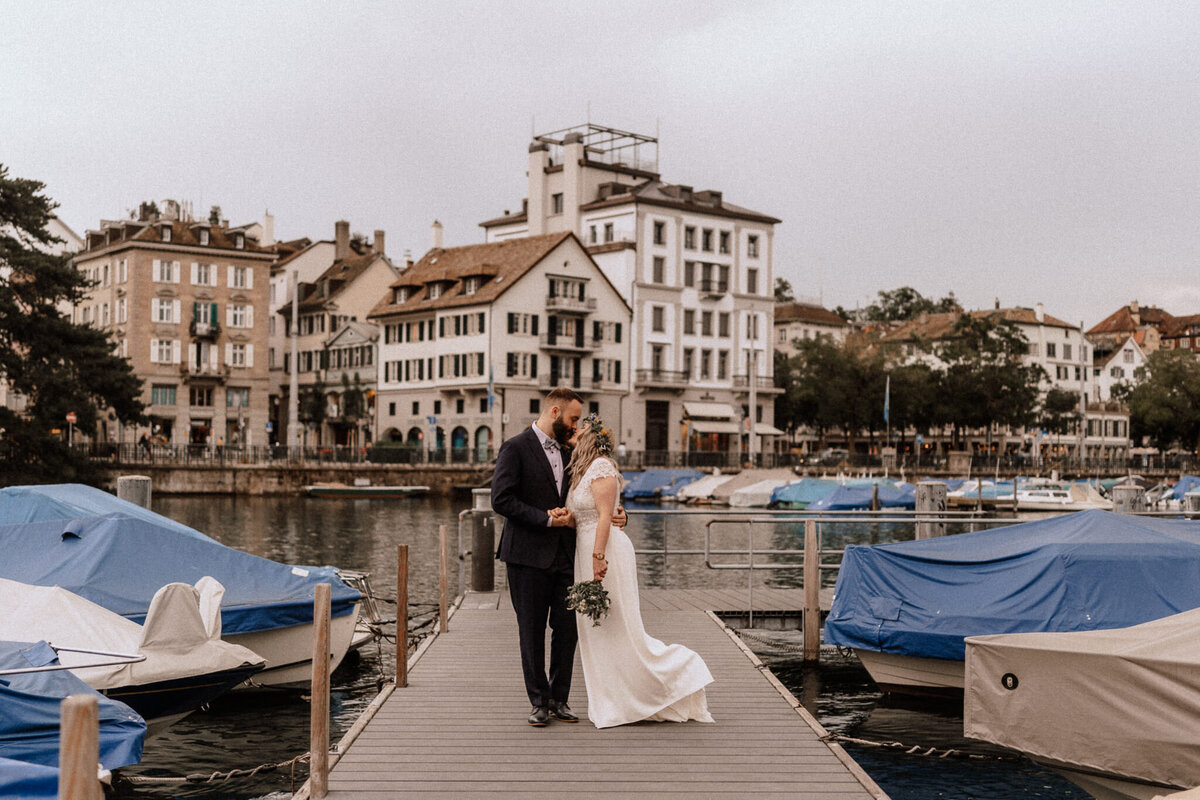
[{"x1": 74, "y1": 441, "x2": 496, "y2": 466}]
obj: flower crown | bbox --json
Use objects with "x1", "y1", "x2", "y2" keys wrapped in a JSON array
[{"x1": 584, "y1": 412, "x2": 613, "y2": 456}]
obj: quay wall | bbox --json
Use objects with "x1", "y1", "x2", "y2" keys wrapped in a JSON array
[{"x1": 98, "y1": 463, "x2": 493, "y2": 496}]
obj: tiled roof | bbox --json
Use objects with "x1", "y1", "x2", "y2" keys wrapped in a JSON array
[
  {"x1": 85, "y1": 219, "x2": 272, "y2": 253},
  {"x1": 880, "y1": 308, "x2": 1077, "y2": 343},
  {"x1": 1087, "y1": 304, "x2": 1175, "y2": 335},
  {"x1": 774, "y1": 302, "x2": 847, "y2": 327},
  {"x1": 1163, "y1": 313, "x2": 1200, "y2": 338},
  {"x1": 297, "y1": 252, "x2": 390, "y2": 310},
  {"x1": 368, "y1": 232, "x2": 574, "y2": 318},
  {"x1": 579, "y1": 180, "x2": 782, "y2": 224}
]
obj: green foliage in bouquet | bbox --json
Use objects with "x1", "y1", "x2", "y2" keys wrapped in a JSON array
[{"x1": 566, "y1": 579, "x2": 611, "y2": 627}]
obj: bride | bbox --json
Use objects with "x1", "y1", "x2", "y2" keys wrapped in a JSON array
[{"x1": 564, "y1": 413, "x2": 714, "y2": 729}]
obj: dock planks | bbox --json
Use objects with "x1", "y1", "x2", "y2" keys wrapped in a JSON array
[{"x1": 319, "y1": 588, "x2": 885, "y2": 799}]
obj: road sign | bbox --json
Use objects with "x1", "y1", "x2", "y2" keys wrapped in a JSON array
[
  {"x1": 427, "y1": 416, "x2": 436, "y2": 425},
  {"x1": 265, "y1": 421, "x2": 274, "y2": 432},
  {"x1": 65, "y1": 412, "x2": 77, "y2": 424}
]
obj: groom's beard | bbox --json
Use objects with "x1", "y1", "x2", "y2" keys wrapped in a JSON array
[{"x1": 552, "y1": 419, "x2": 573, "y2": 447}]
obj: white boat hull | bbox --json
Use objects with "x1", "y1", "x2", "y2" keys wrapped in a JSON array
[
  {"x1": 1040, "y1": 762, "x2": 1185, "y2": 800},
  {"x1": 853, "y1": 649, "x2": 964, "y2": 695},
  {"x1": 227, "y1": 604, "x2": 359, "y2": 689}
]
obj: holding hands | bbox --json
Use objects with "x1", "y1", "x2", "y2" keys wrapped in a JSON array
[{"x1": 549, "y1": 507, "x2": 576, "y2": 527}]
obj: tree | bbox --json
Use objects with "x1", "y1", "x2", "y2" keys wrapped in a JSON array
[
  {"x1": 785, "y1": 334, "x2": 886, "y2": 453},
  {"x1": 1040, "y1": 387, "x2": 1082, "y2": 438},
  {"x1": 1124, "y1": 350, "x2": 1200, "y2": 453},
  {"x1": 864, "y1": 286, "x2": 960, "y2": 322},
  {"x1": 208, "y1": 205, "x2": 222, "y2": 225},
  {"x1": 135, "y1": 200, "x2": 159, "y2": 221},
  {"x1": 0, "y1": 164, "x2": 145, "y2": 484},
  {"x1": 299, "y1": 379, "x2": 327, "y2": 445},
  {"x1": 774, "y1": 277, "x2": 795, "y2": 303}
]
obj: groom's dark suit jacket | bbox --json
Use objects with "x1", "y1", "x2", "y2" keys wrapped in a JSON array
[{"x1": 493, "y1": 426, "x2": 574, "y2": 569}]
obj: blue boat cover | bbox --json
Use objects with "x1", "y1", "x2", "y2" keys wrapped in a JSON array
[
  {"x1": 770, "y1": 478, "x2": 839, "y2": 507},
  {"x1": 807, "y1": 483, "x2": 916, "y2": 511},
  {"x1": 0, "y1": 755, "x2": 58, "y2": 800},
  {"x1": 0, "y1": 640, "x2": 144, "y2": 770},
  {"x1": 0, "y1": 484, "x2": 203, "y2": 539},
  {"x1": 824, "y1": 510, "x2": 1200, "y2": 661},
  {"x1": 1171, "y1": 475, "x2": 1200, "y2": 500},
  {"x1": 0, "y1": 489, "x2": 361, "y2": 635},
  {"x1": 622, "y1": 469, "x2": 704, "y2": 499}
]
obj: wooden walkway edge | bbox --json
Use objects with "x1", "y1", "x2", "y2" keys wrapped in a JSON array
[{"x1": 299, "y1": 589, "x2": 889, "y2": 800}]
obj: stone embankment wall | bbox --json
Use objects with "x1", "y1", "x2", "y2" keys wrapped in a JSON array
[{"x1": 99, "y1": 464, "x2": 493, "y2": 496}]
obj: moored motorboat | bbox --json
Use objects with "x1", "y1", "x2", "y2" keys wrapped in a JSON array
[
  {"x1": 824, "y1": 510, "x2": 1200, "y2": 695},
  {"x1": 0, "y1": 484, "x2": 363, "y2": 689},
  {"x1": 304, "y1": 482, "x2": 430, "y2": 498},
  {"x1": 965, "y1": 608, "x2": 1200, "y2": 799},
  {"x1": 0, "y1": 577, "x2": 264, "y2": 735}
]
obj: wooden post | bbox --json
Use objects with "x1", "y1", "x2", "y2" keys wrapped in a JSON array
[
  {"x1": 803, "y1": 520, "x2": 820, "y2": 663},
  {"x1": 439, "y1": 523, "x2": 449, "y2": 633},
  {"x1": 915, "y1": 482, "x2": 947, "y2": 539},
  {"x1": 59, "y1": 694, "x2": 101, "y2": 800},
  {"x1": 116, "y1": 475, "x2": 152, "y2": 509},
  {"x1": 309, "y1": 583, "x2": 331, "y2": 799},
  {"x1": 396, "y1": 544, "x2": 408, "y2": 688}
]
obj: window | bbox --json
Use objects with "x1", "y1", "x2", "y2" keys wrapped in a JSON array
[
  {"x1": 701, "y1": 310, "x2": 713, "y2": 336},
  {"x1": 456, "y1": 398, "x2": 465, "y2": 414},
  {"x1": 684, "y1": 227, "x2": 695, "y2": 249},
  {"x1": 228, "y1": 343, "x2": 248, "y2": 367},
  {"x1": 189, "y1": 386, "x2": 213, "y2": 406},
  {"x1": 428, "y1": 283, "x2": 442, "y2": 300},
  {"x1": 719, "y1": 231, "x2": 730, "y2": 254},
  {"x1": 651, "y1": 305, "x2": 665, "y2": 332},
  {"x1": 153, "y1": 298, "x2": 178, "y2": 323},
  {"x1": 411, "y1": 401, "x2": 419, "y2": 415},
  {"x1": 118, "y1": 259, "x2": 127, "y2": 283},
  {"x1": 154, "y1": 259, "x2": 178, "y2": 283},
  {"x1": 700, "y1": 349, "x2": 711, "y2": 379},
  {"x1": 701, "y1": 229, "x2": 713, "y2": 252},
  {"x1": 199, "y1": 228, "x2": 209, "y2": 245},
  {"x1": 152, "y1": 338, "x2": 175, "y2": 363},
  {"x1": 226, "y1": 387, "x2": 250, "y2": 408},
  {"x1": 151, "y1": 385, "x2": 176, "y2": 405},
  {"x1": 683, "y1": 348, "x2": 694, "y2": 377},
  {"x1": 748, "y1": 235, "x2": 759, "y2": 258},
  {"x1": 229, "y1": 304, "x2": 251, "y2": 328},
  {"x1": 652, "y1": 256, "x2": 665, "y2": 283},
  {"x1": 1123, "y1": 350, "x2": 1134, "y2": 363},
  {"x1": 684, "y1": 261, "x2": 695, "y2": 287},
  {"x1": 117, "y1": 298, "x2": 127, "y2": 323},
  {"x1": 683, "y1": 309, "x2": 695, "y2": 335},
  {"x1": 718, "y1": 312, "x2": 730, "y2": 338},
  {"x1": 653, "y1": 220, "x2": 665, "y2": 245},
  {"x1": 747, "y1": 268, "x2": 759, "y2": 295},
  {"x1": 717, "y1": 350, "x2": 728, "y2": 380},
  {"x1": 604, "y1": 223, "x2": 614, "y2": 243},
  {"x1": 229, "y1": 265, "x2": 250, "y2": 289},
  {"x1": 1063, "y1": 344, "x2": 1072, "y2": 361},
  {"x1": 162, "y1": 225, "x2": 172, "y2": 243},
  {"x1": 1046, "y1": 342, "x2": 1057, "y2": 358},
  {"x1": 551, "y1": 193, "x2": 564, "y2": 214},
  {"x1": 433, "y1": 400, "x2": 442, "y2": 414},
  {"x1": 529, "y1": 398, "x2": 540, "y2": 414},
  {"x1": 234, "y1": 233, "x2": 245, "y2": 249},
  {"x1": 464, "y1": 276, "x2": 479, "y2": 295},
  {"x1": 194, "y1": 262, "x2": 214, "y2": 286},
  {"x1": 589, "y1": 225, "x2": 597, "y2": 244},
  {"x1": 746, "y1": 313, "x2": 759, "y2": 339},
  {"x1": 480, "y1": 397, "x2": 489, "y2": 413}
]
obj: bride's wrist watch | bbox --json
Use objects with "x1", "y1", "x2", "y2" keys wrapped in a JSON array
[{"x1": 592, "y1": 552, "x2": 606, "y2": 560}]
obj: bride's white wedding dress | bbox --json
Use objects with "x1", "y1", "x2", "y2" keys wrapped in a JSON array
[{"x1": 568, "y1": 457, "x2": 714, "y2": 729}]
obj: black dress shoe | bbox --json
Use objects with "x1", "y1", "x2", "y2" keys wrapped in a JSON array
[
  {"x1": 528, "y1": 706, "x2": 550, "y2": 726},
  {"x1": 548, "y1": 700, "x2": 579, "y2": 722}
]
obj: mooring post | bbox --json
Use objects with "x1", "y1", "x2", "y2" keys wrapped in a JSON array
[
  {"x1": 438, "y1": 523, "x2": 449, "y2": 633},
  {"x1": 116, "y1": 475, "x2": 152, "y2": 509},
  {"x1": 470, "y1": 488, "x2": 494, "y2": 592},
  {"x1": 803, "y1": 520, "x2": 821, "y2": 662},
  {"x1": 59, "y1": 694, "x2": 101, "y2": 800},
  {"x1": 309, "y1": 583, "x2": 331, "y2": 799},
  {"x1": 915, "y1": 482, "x2": 947, "y2": 539},
  {"x1": 1112, "y1": 485, "x2": 1144, "y2": 513},
  {"x1": 396, "y1": 544, "x2": 408, "y2": 688}
]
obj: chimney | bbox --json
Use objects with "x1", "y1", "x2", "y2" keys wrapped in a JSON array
[
  {"x1": 995, "y1": 297, "x2": 1000, "y2": 310},
  {"x1": 335, "y1": 220, "x2": 350, "y2": 261},
  {"x1": 373, "y1": 229, "x2": 385, "y2": 256},
  {"x1": 1035, "y1": 302, "x2": 1045, "y2": 323},
  {"x1": 403, "y1": 248, "x2": 413, "y2": 268},
  {"x1": 261, "y1": 211, "x2": 275, "y2": 247},
  {"x1": 431, "y1": 219, "x2": 443, "y2": 250},
  {"x1": 1130, "y1": 300, "x2": 1141, "y2": 325}
]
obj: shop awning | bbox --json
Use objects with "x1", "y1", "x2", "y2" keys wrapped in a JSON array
[
  {"x1": 753, "y1": 424, "x2": 785, "y2": 436},
  {"x1": 687, "y1": 420, "x2": 741, "y2": 435},
  {"x1": 682, "y1": 402, "x2": 737, "y2": 420}
]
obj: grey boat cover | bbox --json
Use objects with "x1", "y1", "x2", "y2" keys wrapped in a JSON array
[{"x1": 964, "y1": 607, "x2": 1200, "y2": 791}]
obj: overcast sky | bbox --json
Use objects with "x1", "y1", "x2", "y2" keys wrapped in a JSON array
[{"x1": 4, "y1": 1, "x2": 1199, "y2": 327}]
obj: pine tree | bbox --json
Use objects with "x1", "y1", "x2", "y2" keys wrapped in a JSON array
[{"x1": 0, "y1": 164, "x2": 145, "y2": 484}]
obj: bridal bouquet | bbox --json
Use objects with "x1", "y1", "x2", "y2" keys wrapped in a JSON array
[{"x1": 566, "y1": 579, "x2": 611, "y2": 627}]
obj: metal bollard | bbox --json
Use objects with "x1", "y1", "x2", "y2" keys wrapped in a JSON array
[{"x1": 470, "y1": 488, "x2": 494, "y2": 592}]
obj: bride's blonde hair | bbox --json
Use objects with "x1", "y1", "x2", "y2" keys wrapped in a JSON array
[{"x1": 568, "y1": 416, "x2": 618, "y2": 495}]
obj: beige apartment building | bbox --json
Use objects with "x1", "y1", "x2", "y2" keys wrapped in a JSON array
[{"x1": 74, "y1": 211, "x2": 275, "y2": 445}]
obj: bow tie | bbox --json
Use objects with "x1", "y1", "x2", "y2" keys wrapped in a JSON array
[{"x1": 543, "y1": 438, "x2": 561, "y2": 452}]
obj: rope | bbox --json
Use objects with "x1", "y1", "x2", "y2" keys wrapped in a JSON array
[
  {"x1": 734, "y1": 628, "x2": 822, "y2": 655},
  {"x1": 822, "y1": 732, "x2": 1023, "y2": 762},
  {"x1": 120, "y1": 753, "x2": 312, "y2": 786}
]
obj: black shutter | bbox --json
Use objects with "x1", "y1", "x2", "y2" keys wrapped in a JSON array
[
  {"x1": 508, "y1": 312, "x2": 516, "y2": 333},
  {"x1": 532, "y1": 315, "x2": 539, "y2": 336},
  {"x1": 531, "y1": 354, "x2": 537, "y2": 378},
  {"x1": 507, "y1": 353, "x2": 516, "y2": 377},
  {"x1": 614, "y1": 360, "x2": 621, "y2": 383},
  {"x1": 478, "y1": 312, "x2": 485, "y2": 333},
  {"x1": 615, "y1": 322, "x2": 622, "y2": 343},
  {"x1": 593, "y1": 320, "x2": 602, "y2": 341}
]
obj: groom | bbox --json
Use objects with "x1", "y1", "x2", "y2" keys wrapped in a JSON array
[{"x1": 493, "y1": 387, "x2": 624, "y2": 726}]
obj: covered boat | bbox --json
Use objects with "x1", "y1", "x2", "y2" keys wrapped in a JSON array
[
  {"x1": 0, "y1": 639, "x2": 145, "y2": 771},
  {"x1": 621, "y1": 469, "x2": 703, "y2": 500},
  {"x1": 824, "y1": 510, "x2": 1200, "y2": 694},
  {"x1": 729, "y1": 478, "x2": 795, "y2": 508},
  {"x1": 0, "y1": 577, "x2": 264, "y2": 735},
  {"x1": 710, "y1": 468, "x2": 798, "y2": 505},
  {"x1": 806, "y1": 481, "x2": 915, "y2": 511},
  {"x1": 674, "y1": 472, "x2": 735, "y2": 503},
  {"x1": 0, "y1": 484, "x2": 362, "y2": 688},
  {"x1": 769, "y1": 478, "x2": 840, "y2": 509},
  {"x1": 965, "y1": 608, "x2": 1200, "y2": 799}
]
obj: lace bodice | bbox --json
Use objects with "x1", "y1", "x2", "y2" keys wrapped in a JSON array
[{"x1": 566, "y1": 457, "x2": 621, "y2": 529}]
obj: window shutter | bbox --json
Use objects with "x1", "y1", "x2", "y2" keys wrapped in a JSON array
[
  {"x1": 191, "y1": 262, "x2": 199, "y2": 284},
  {"x1": 478, "y1": 353, "x2": 484, "y2": 375},
  {"x1": 615, "y1": 323, "x2": 622, "y2": 343},
  {"x1": 593, "y1": 359, "x2": 601, "y2": 382},
  {"x1": 226, "y1": 305, "x2": 234, "y2": 327},
  {"x1": 614, "y1": 360, "x2": 621, "y2": 383},
  {"x1": 532, "y1": 315, "x2": 539, "y2": 336},
  {"x1": 172, "y1": 261, "x2": 181, "y2": 283},
  {"x1": 172, "y1": 340, "x2": 181, "y2": 364},
  {"x1": 193, "y1": 301, "x2": 201, "y2": 322},
  {"x1": 152, "y1": 260, "x2": 160, "y2": 280},
  {"x1": 246, "y1": 306, "x2": 254, "y2": 329},
  {"x1": 188, "y1": 343, "x2": 198, "y2": 370},
  {"x1": 210, "y1": 302, "x2": 218, "y2": 325},
  {"x1": 245, "y1": 267, "x2": 253, "y2": 290},
  {"x1": 478, "y1": 312, "x2": 485, "y2": 333},
  {"x1": 508, "y1": 313, "x2": 516, "y2": 334},
  {"x1": 172, "y1": 299, "x2": 181, "y2": 323},
  {"x1": 227, "y1": 265, "x2": 234, "y2": 287},
  {"x1": 507, "y1": 353, "x2": 515, "y2": 377},
  {"x1": 530, "y1": 354, "x2": 538, "y2": 378},
  {"x1": 209, "y1": 347, "x2": 218, "y2": 371},
  {"x1": 246, "y1": 344, "x2": 254, "y2": 367},
  {"x1": 149, "y1": 339, "x2": 158, "y2": 364},
  {"x1": 224, "y1": 343, "x2": 233, "y2": 366}
]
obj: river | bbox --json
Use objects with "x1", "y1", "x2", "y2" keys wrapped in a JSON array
[{"x1": 111, "y1": 496, "x2": 1085, "y2": 799}]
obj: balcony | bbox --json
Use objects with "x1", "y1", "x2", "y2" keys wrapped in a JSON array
[
  {"x1": 538, "y1": 374, "x2": 590, "y2": 392},
  {"x1": 733, "y1": 374, "x2": 783, "y2": 394},
  {"x1": 538, "y1": 333, "x2": 591, "y2": 352},
  {"x1": 179, "y1": 363, "x2": 229, "y2": 383},
  {"x1": 189, "y1": 318, "x2": 221, "y2": 339},
  {"x1": 635, "y1": 369, "x2": 690, "y2": 390},
  {"x1": 698, "y1": 279, "x2": 728, "y2": 298},
  {"x1": 545, "y1": 295, "x2": 597, "y2": 314}
]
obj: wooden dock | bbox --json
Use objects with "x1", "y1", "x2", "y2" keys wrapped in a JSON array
[{"x1": 305, "y1": 587, "x2": 887, "y2": 799}]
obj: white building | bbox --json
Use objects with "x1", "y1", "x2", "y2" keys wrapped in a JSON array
[
  {"x1": 774, "y1": 301, "x2": 850, "y2": 349},
  {"x1": 370, "y1": 231, "x2": 630, "y2": 461},
  {"x1": 480, "y1": 124, "x2": 782, "y2": 462},
  {"x1": 1092, "y1": 334, "x2": 1145, "y2": 402}
]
